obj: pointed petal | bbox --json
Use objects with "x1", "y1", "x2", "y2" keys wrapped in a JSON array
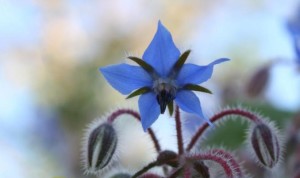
[
  {"x1": 142, "y1": 21, "x2": 180, "y2": 77},
  {"x1": 100, "y1": 64, "x2": 152, "y2": 95},
  {"x1": 176, "y1": 58, "x2": 229, "y2": 86},
  {"x1": 175, "y1": 90, "x2": 212, "y2": 125},
  {"x1": 138, "y1": 92, "x2": 160, "y2": 131}
]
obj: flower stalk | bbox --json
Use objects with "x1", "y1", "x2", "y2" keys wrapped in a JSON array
[
  {"x1": 175, "y1": 105, "x2": 184, "y2": 155},
  {"x1": 107, "y1": 108, "x2": 162, "y2": 153},
  {"x1": 187, "y1": 108, "x2": 263, "y2": 151}
]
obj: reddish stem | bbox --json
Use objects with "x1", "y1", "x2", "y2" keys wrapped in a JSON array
[
  {"x1": 183, "y1": 166, "x2": 191, "y2": 178},
  {"x1": 107, "y1": 109, "x2": 161, "y2": 152},
  {"x1": 210, "y1": 149, "x2": 243, "y2": 178},
  {"x1": 175, "y1": 105, "x2": 184, "y2": 155},
  {"x1": 186, "y1": 108, "x2": 262, "y2": 151},
  {"x1": 186, "y1": 153, "x2": 234, "y2": 178}
]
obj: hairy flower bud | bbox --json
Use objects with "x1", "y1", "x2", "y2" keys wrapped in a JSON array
[
  {"x1": 82, "y1": 120, "x2": 118, "y2": 175},
  {"x1": 251, "y1": 123, "x2": 280, "y2": 168}
]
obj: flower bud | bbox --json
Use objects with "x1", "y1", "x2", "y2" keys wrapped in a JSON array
[
  {"x1": 156, "y1": 150, "x2": 178, "y2": 167},
  {"x1": 193, "y1": 161, "x2": 210, "y2": 178},
  {"x1": 246, "y1": 64, "x2": 271, "y2": 97},
  {"x1": 83, "y1": 121, "x2": 118, "y2": 174},
  {"x1": 251, "y1": 123, "x2": 280, "y2": 168}
]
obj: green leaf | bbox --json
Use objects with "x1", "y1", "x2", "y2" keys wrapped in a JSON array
[
  {"x1": 168, "y1": 102, "x2": 174, "y2": 116},
  {"x1": 126, "y1": 87, "x2": 151, "y2": 99},
  {"x1": 128, "y1": 56, "x2": 157, "y2": 77},
  {"x1": 182, "y1": 84, "x2": 212, "y2": 94},
  {"x1": 169, "y1": 50, "x2": 191, "y2": 77}
]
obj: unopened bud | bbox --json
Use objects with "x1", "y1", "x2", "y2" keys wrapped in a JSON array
[
  {"x1": 246, "y1": 64, "x2": 271, "y2": 97},
  {"x1": 83, "y1": 121, "x2": 118, "y2": 174},
  {"x1": 193, "y1": 161, "x2": 210, "y2": 178},
  {"x1": 251, "y1": 123, "x2": 280, "y2": 168},
  {"x1": 156, "y1": 150, "x2": 178, "y2": 167}
]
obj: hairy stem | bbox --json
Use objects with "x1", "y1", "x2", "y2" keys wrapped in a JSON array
[
  {"x1": 186, "y1": 108, "x2": 262, "y2": 151},
  {"x1": 186, "y1": 153, "x2": 234, "y2": 178},
  {"x1": 211, "y1": 149, "x2": 243, "y2": 177},
  {"x1": 107, "y1": 109, "x2": 161, "y2": 152},
  {"x1": 175, "y1": 105, "x2": 184, "y2": 155}
]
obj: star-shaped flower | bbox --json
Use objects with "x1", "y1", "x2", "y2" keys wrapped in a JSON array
[{"x1": 100, "y1": 21, "x2": 229, "y2": 131}]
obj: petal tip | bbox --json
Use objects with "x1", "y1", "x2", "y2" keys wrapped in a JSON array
[
  {"x1": 141, "y1": 117, "x2": 151, "y2": 132},
  {"x1": 210, "y1": 57, "x2": 231, "y2": 65},
  {"x1": 157, "y1": 20, "x2": 168, "y2": 33},
  {"x1": 158, "y1": 20, "x2": 163, "y2": 27},
  {"x1": 99, "y1": 67, "x2": 105, "y2": 73},
  {"x1": 217, "y1": 57, "x2": 231, "y2": 62},
  {"x1": 142, "y1": 125, "x2": 148, "y2": 132}
]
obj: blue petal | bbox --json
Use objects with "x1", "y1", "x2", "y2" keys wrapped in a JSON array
[
  {"x1": 138, "y1": 92, "x2": 160, "y2": 131},
  {"x1": 292, "y1": 38, "x2": 300, "y2": 64},
  {"x1": 142, "y1": 21, "x2": 180, "y2": 77},
  {"x1": 175, "y1": 90, "x2": 212, "y2": 125},
  {"x1": 100, "y1": 64, "x2": 152, "y2": 95},
  {"x1": 176, "y1": 58, "x2": 230, "y2": 86}
]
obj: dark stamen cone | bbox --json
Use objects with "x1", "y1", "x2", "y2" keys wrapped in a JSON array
[
  {"x1": 156, "y1": 90, "x2": 174, "y2": 114},
  {"x1": 251, "y1": 123, "x2": 280, "y2": 168}
]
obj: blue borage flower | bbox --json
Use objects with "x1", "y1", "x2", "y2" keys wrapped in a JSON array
[{"x1": 100, "y1": 21, "x2": 229, "y2": 131}]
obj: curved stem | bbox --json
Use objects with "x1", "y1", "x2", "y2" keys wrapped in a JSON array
[
  {"x1": 186, "y1": 153, "x2": 234, "y2": 178},
  {"x1": 175, "y1": 105, "x2": 184, "y2": 155},
  {"x1": 210, "y1": 149, "x2": 243, "y2": 178},
  {"x1": 186, "y1": 108, "x2": 262, "y2": 151},
  {"x1": 107, "y1": 109, "x2": 161, "y2": 153},
  {"x1": 132, "y1": 161, "x2": 158, "y2": 178}
]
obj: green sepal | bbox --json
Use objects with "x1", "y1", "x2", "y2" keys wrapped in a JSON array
[
  {"x1": 128, "y1": 56, "x2": 157, "y2": 76},
  {"x1": 169, "y1": 50, "x2": 191, "y2": 77},
  {"x1": 126, "y1": 87, "x2": 151, "y2": 99},
  {"x1": 168, "y1": 102, "x2": 174, "y2": 116},
  {"x1": 182, "y1": 84, "x2": 212, "y2": 94}
]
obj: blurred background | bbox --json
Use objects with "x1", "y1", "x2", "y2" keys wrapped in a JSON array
[{"x1": 1, "y1": 0, "x2": 300, "y2": 177}]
